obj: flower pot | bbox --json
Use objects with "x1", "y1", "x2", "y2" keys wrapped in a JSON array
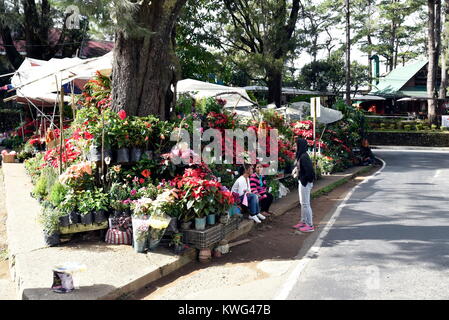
[
  {"x1": 180, "y1": 221, "x2": 192, "y2": 230},
  {"x1": 198, "y1": 248, "x2": 212, "y2": 263},
  {"x1": 206, "y1": 214, "x2": 216, "y2": 225},
  {"x1": 80, "y1": 212, "x2": 93, "y2": 225},
  {"x1": 59, "y1": 215, "x2": 70, "y2": 227},
  {"x1": 174, "y1": 244, "x2": 184, "y2": 255},
  {"x1": 116, "y1": 147, "x2": 130, "y2": 163},
  {"x1": 69, "y1": 211, "x2": 80, "y2": 224},
  {"x1": 44, "y1": 232, "x2": 60, "y2": 246},
  {"x1": 195, "y1": 217, "x2": 207, "y2": 231},
  {"x1": 94, "y1": 210, "x2": 107, "y2": 223},
  {"x1": 130, "y1": 147, "x2": 143, "y2": 162}
]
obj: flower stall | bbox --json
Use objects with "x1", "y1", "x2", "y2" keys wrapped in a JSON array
[{"x1": 15, "y1": 71, "x2": 367, "y2": 256}]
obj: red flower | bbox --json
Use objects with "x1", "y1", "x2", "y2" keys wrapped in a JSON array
[
  {"x1": 118, "y1": 110, "x2": 127, "y2": 120},
  {"x1": 141, "y1": 169, "x2": 151, "y2": 178},
  {"x1": 84, "y1": 132, "x2": 94, "y2": 140},
  {"x1": 139, "y1": 178, "x2": 145, "y2": 184}
]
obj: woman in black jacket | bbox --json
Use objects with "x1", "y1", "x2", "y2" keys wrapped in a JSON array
[{"x1": 292, "y1": 138, "x2": 315, "y2": 232}]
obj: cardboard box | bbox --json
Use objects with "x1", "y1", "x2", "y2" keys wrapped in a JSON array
[{"x1": 2, "y1": 154, "x2": 15, "y2": 163}]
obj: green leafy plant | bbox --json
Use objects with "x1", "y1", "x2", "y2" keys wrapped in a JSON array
[
  {"x1": 404, "y1": 125, "x2": 412, "y2": 131},
  {"x1": 59, "y1": 190, "x2": 78, "y2": 215},
  {"x1": 39, "y1": 202, "x2": 61, "y2": 235},
  {"x1": 169, "y1": 233, "x2": 183, "y2": 247},
  {"x1": 77, "y1": 190, "x2": 96, "y2": 215},
  {"x1": 32, "y1": 175, "x2": 48, "y2": 200},
  {"x1": 49, "y1": 182, "x2": 67, "y2": 207},
  {"x1": 93, "y1": 188, "x2": 110, "y2": 211}
]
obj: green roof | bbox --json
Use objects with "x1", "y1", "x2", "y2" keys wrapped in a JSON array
[{"x1": 370, "y1": 60, "x2": 428, "y2": 96}]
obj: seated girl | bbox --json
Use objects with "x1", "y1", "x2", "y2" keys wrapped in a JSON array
[
  {"x1": 250, "y1": 163, "x2": 274, "y2": 217},
  {"x1": 231, "y1": 164, "x2": 266, "y2": 224}
]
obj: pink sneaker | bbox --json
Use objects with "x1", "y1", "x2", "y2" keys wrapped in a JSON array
[
  {"x1": 292, "y1": 221, "x2": 307, "y2": 229},
  {"x1": 299, "y1": 225, "x2": 315, "y2": 233}
]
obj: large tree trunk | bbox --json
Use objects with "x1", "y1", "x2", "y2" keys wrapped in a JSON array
[
  {"x1": 266, "y1": 68, "x2": 282, "y2": 108},
  {"x1": 111, "y1": 0, "x2": 186, "y2": 119},
  {"x1": 345, "y1": 0, "x2": 351, "y2": 106},
  {"x1": 428, "y1": 0, "x2": 438, "y2": 125},
  {"x1": 440, "y1": 0, "x2": 449, "y2": 99}
]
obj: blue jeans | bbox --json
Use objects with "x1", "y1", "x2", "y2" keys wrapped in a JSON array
[
  {"x1": 299, "y1": 182, "x2": 313, "y2": 226},
  {"x1": 240, "y1": 193, "x2": 260, "y2": 216}
]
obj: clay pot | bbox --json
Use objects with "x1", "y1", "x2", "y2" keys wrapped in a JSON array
[{"x1": 198, "y1": 248, "x2": 212, "y2": 263}]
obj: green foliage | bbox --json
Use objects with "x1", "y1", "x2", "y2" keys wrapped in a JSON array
[
  {"x1": 175, "y1": 94, "x2": 195, "y2": 115},
  {"x1": 49, "y1": 182, "x2": 67, "y2": 207},
  {"x1": 33, "y1": 175, "x2": 49, "y2": 200},
  {"x1": 77, "y1": 190, "x2": 96, "y2": 215},
  {"x1": 404, "y1": 124, "x2": 412, "y2": 131},
  {"x1": 196, "y1": 97, "x2": 223, "y2": 115},
  {"x1": 298, "y1": 52, "x2": 369, "y2": 93},
  {"x1": 39, "y1": 203, "x2": 61, "y2": 235},
  {"x1": 0, "y1": 135, "x2": 23, "y2": 150}
]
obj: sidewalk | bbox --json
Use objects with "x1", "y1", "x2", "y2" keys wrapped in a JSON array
[{"x1": 2, "y1": 162, "x2": 372, "y2": 300}]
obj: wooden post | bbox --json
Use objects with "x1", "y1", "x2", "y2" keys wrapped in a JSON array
[{"x1": 59, "y1": 86, "x2": 65, "y2": 175}]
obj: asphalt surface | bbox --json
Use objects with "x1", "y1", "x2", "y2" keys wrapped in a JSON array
[{"x1": 287, "y1": 149, "x2": 449, "y2": 300}]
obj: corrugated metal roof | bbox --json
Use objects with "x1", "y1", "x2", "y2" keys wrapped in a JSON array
[{"x1": 370, "y1": 60, "x2": 428, "y2": 96}]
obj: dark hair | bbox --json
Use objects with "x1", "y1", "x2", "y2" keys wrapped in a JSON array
[{"x1": 238, "y1": 163, "x2": 253, "y2": 175}]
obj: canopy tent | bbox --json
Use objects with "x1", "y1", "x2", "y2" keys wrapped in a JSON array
[
  {"x1": 10, "y1": 52, "x2": 113, "y2": 106},
  {"x1": 277, "y1": 102, "x2": 343, "y2": 124},
  {"x1": 176, "y1": 79, "x2": 256, "y2": 108}
]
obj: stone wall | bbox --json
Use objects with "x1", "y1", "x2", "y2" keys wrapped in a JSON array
[{"x1": 367, "y1": 131, "x2": 449, "y2": 147}]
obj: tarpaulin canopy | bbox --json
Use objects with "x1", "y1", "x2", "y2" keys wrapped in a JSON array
[
  {"x1": 10, "y1": 52, "x2": 113, "y2": 105},
  {"x1": 278, "y1": 102, "x2": 343, "y2": 124},
  {"x1": 176, "y1": 79, "x2": 256, "y2": 108}
]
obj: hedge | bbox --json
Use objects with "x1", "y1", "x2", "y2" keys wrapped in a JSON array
[{"x1": 367, "y1": 131, "x2": 449, "y2": 147}]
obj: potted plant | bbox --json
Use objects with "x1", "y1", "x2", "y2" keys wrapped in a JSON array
[
  {"x1": 93, "y1": 188, "x2": 109, "y2": 223},
  {"x1": 169, "y1": 233, "x2": 184, "y2": 255},
  {"x1": 40, "y1": 203, "x2": 60, "y2": 246},
  {"x1": 32, "y1": 175, "x2": 48, "y2": 202},
  {"x1": 109, "y1": 110, "x2": 131, "y2": 163},
  {"x1": 129, "y1": 118, "x2": 151, "y2": 162},
  {"x1": 77, "y1": 190, "x2": 95, "y2": 225},
  {"x1": 131, "y1": 197, "x2": 153, "y2": 253},
  {"x1": 60, "y1": 190, "x2": 80, "y2": 225}
]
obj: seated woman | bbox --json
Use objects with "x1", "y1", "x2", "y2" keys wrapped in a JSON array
[
  {"x1": 250, "y1": 163, "x2": 274, "y2": 217},
  {"x1": 231, "y1": 164, "x2": 266, "y2": 224},
  {"x1": 360, "y1": 138, "x2": 376, "y2": 165}
]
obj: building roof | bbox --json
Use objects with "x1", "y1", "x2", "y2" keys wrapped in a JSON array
[
  {"x1": 370, "y1": 60, "x2": 428, "y2": 97},
  {"x1": 0, "y1": 29, "x2": 113, "y2": 59},
  {"x1": 243, "y1": 85, "x2": 335, "y2": 96}
]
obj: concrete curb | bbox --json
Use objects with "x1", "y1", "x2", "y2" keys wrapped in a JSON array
[
  {"x1": 372, "y1": 145, "x2": 449, "y2": 151},
  {"x1": 3, "y1": 163, "x2": 375, "y2": 300}
]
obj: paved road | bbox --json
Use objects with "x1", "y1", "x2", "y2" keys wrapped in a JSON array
[{"x1": 287, "y1": 150, "x2": 449, "y2": 299}]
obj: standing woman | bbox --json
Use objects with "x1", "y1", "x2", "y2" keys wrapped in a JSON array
[
  {"x1": 250, "y1": 163, "x2": 274, "y2": 217},
  {"x1": 292, "y1": 138, "x2": 315, "y2": 232},
  {"x1": 231, "y1": 164, "x2": 266, "y2": 223}
]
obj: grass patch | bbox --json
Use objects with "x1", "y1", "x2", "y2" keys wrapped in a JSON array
[{"x1": 311, "y1": 166, "x2": 374, "y2": 199}]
